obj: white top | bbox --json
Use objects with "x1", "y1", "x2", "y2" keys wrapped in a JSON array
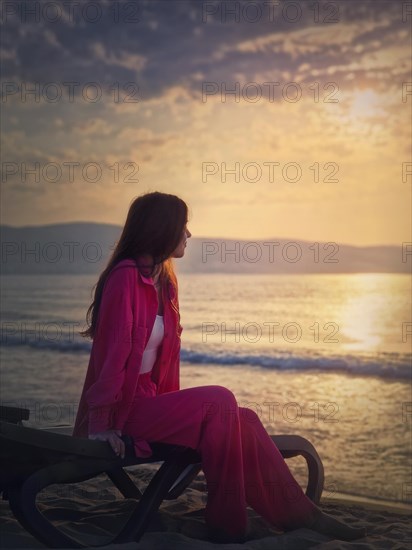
[{"x1": 140, "y1": 315, "x2": 164, "y2": 374}]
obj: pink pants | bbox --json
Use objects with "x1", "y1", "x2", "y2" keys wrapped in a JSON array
[{"x1": 123, "y1": 373, "x2": 317, "y2": 538}]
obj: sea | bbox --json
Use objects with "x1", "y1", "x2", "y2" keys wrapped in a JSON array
[{"x1": 1, "y1": 272, "x2": 411, "y2": 508}]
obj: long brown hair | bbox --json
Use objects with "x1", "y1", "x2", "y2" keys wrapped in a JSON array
[{"x1": 81, "y1": 191, "x2": 189, "y2": 339}]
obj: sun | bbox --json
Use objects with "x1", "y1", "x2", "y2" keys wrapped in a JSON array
[{"x1": 349, "y1": 89, "x2": 382, "y2": 119}]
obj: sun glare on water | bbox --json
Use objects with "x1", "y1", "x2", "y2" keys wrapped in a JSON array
[{"x1": 338, "y1": 274, "x2": 404, "y2": 353}]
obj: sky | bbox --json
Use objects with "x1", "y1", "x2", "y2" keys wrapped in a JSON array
[{"x1": 1, "y1": 0, "x2": 411, "y2": 246}]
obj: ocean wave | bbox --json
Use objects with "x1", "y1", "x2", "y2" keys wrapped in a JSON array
[
  {"x1": 0, "y1": 333, "x2": 92, "y2": 353},
  {"x1": 1, "y1": 334, "x2": 409, "y2": 381},
  {"x1": 180, "y1": 349, "x2": 411, "y2": 382}
]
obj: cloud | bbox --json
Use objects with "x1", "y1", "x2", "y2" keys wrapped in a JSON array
[{"x1": 90, "y1": 42, "x2": 147, "y2": 72}]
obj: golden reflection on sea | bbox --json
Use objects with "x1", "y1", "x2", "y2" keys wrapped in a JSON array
[{"x1": 332, "y1": 274, "x2": 409, "y2": 353}]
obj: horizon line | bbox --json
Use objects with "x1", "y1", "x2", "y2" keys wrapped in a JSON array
[{"x1": 0, "y1": 221, "x2": 406, "y2": 249}]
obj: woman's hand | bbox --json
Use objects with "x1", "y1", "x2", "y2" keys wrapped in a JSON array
[{"x1": 88, "y1": 429, "x2": 125, "y2": 459}]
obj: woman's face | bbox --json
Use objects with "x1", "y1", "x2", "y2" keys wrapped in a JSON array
[{"x1": 172, "y1": 224, "x2": 191, "y2": 258}]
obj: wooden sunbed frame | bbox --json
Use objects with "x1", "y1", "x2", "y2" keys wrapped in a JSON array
[{"x1": 0, "y1": 405, "x2": 324, "y2": 548}]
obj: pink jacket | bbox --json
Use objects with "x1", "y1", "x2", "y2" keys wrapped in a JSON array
[{"x1": 72, "y1": 258, "x2": 182, "y2": 456}]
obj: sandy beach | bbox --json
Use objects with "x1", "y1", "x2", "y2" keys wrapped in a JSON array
[{"x1": 1, "y1": 461, "x2": 411, "y2": 550}]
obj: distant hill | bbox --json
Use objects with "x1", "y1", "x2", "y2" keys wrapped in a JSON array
[{"x1": 0, "y1": 223, "x2": 410, "y2": 275}]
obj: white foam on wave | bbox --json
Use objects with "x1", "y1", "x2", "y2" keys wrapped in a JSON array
[{"x1": 180, "y1": 349, "x2": 411, "y2": 381}]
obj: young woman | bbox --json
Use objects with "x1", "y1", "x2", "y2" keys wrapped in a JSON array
[{"x1": 73, "y1": 191, "x2": 365, "y2": 543}]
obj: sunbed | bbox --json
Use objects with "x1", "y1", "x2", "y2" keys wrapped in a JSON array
[{"x1": 0, "y1": 405, "x2": 324, "y2": 548}]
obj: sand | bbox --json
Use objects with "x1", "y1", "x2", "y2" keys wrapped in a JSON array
[{"x1": 1, "y1": 462, "x2": 410, "y2": 550}]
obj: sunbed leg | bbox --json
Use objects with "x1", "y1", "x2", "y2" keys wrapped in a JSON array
[
  {"x1": 303, "y1": 451, "x2": 324, "y2": 504},
  {"x1": 113, "y1": 448, "x2": 200, "y2": 543},
  {"x1": 106, "y1": 467, "x2": 143, "y2": 499},
  {"x1": 165, "y1": 462, "x2": 202, "y2": 500},
  {"x1": 8, "y1": 458, "x2": 125, "y2": 548},
  {"x1": 7, "y1": 463, "x2": 96, "y2": 548},
  {"x1": 271, "y1": 435, "x2": 324, "y2": 505}
]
